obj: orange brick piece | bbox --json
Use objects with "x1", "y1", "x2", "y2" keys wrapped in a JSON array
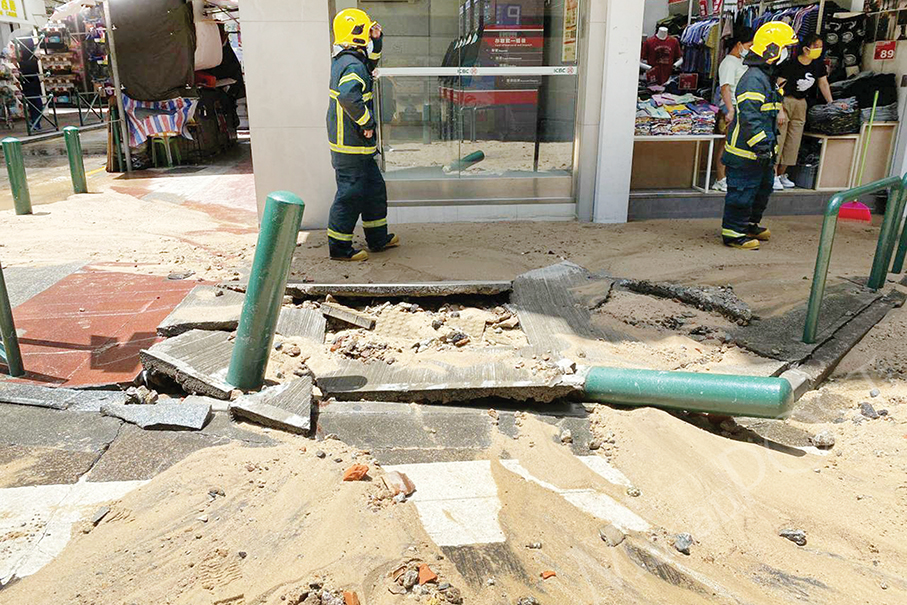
[
  {"x1": 343, "y1": 465, "x2": 369, "y2": 481},
  {"x1": 541, "y1": 570, "x2": 557, "y2": 580},
  {"x1": 343, "y1": 591, "x2": 360, "y2": 605},
  {"x1": 418, "y1": 563, "x2": 438, "y2": 585}
]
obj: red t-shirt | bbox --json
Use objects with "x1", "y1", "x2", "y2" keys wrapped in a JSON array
[{"x1": 641, "y1": 35, "x2": 682, "y2": 85}]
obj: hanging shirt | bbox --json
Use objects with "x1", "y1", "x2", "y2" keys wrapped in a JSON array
[
  {"x1": 780, "y1": 57, "x2": 828, "y2": 100},
  {"x1": 642, "y1": 35, "x2": 682, "y2": 86}
]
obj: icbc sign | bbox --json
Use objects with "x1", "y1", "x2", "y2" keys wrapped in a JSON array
[{"x1": 875, "y1": 40, "x2": 897, "y2": 61}]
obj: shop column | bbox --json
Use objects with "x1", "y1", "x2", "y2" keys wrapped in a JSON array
[{"x1": 592, "y1": 0, "x2": 643, "y2": 224}]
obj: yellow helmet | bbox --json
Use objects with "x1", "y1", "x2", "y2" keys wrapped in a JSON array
[
  {"x1": 751, "y1": 22, "x2": 799, "y2": 64},
  {"x1": 333, "y1": 8, "x2": 373, "y2": 47}
]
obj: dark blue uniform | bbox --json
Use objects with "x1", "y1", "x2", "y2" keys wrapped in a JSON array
[
  {"x1": 721, "y1": 56, "x2": 783, "y2": 243},
  {"x1": 326, "y1": 37, "x2": 393, "y2": 258}
]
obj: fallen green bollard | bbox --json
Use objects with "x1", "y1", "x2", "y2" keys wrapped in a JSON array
[
  {"x1": 63, "y1": 126, "x2": 88, "y2": 194},
  {"x1": 584, "y1": 367, "x2": 795, "y2": 419},
  {"x1": 2, "y1": 137, "x2": 32, "y2": 215},
  {"x1": 226, "y1": 191, "x2": 306, "y2": 391}
]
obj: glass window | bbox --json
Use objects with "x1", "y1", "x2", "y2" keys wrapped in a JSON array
[{"x1": 331, "y1": 0, "x2": 580, "y2": 179}]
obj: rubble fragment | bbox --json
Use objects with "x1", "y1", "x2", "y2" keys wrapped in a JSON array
[
  {"x1": 322, "y1": 301, "x2": 376, "y2": 330},
  {"x1": 540, "y1": 570, "x2": 556, "y2": 580},
  {"x1": 101, "y1": 399, "x2": 212, "y2": 431},
  {"x1": 229, "y1": 377, "x2": 313, "y2": 434},
  {"x1": 674, "y1": 533, "x2": 694, "y2": 555},
  {"x1": 599, "y1": 524, "x2": 625, "y2": 547},
  {"x1": 619, "y1": 279, "x2": 753, "y2": 325},
  {"x1": 809, "y1": 430, "x2": 836, "y2": 449},
  {"x1": 342, "y1": 465, "x2": 369, "y2": 482},
  {"x1": 125, "y1": 385, "x2": 159, "y2": 405},
  {"x1": 779, "y1": 529, "x2": 807, "y2": 546},
  {"x1": 381, "y1": 471, "x2": 416, "y2": 496},
  {"x1": 418, "y1": 564, "x2": 438, "y2": 585}
]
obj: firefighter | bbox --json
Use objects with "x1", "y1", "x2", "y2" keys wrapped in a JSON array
[
  {"x1": 327, "y1": 8, "x2": 399, "y2": 261},
  {"x1": 720, "y1": 22, "x2": 799, "y2": 250}
]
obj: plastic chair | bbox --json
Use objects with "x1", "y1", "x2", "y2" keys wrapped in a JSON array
[{"x1": 151, "y1": 132, "x2": 181, "y2": 167}]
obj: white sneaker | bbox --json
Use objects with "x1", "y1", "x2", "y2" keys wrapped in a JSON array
[
  {"x1": 779, "y1": 174, "x2": 796, "y2": 188},
  {"x1": 712, "y1": 178, "x2": 727, "y2": 192},
  {"x1": 773, "y1": 176, "x2": 784, "y2": 191}
]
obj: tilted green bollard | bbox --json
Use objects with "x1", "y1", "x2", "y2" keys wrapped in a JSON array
[
  {"x1": 0, "y1": 264, "x2": 25, "y2": 377},
  {"x1": 2, "y1": 137, "x2": 32, "y2": 215},
  {"x1": 893, "y1": 219, "x2": 907, "y2": 275},
  {"x1": 226, "y1": 192, "x2": 305, "y2": 391},
  {"x1": 63, "y1": 126, "x2": 88, "y2": 194}
]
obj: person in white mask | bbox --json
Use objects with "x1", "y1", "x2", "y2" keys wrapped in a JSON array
[{"x1": 713, "y1": 27, "x2": 755, "y2": 192}]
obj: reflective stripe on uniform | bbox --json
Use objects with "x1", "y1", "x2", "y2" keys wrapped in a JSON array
[
  {"x1": 725, "y1": 144, "x2": 757, "y2": 160},
  {"x1": 329, "y1": 89, "x2": 339, "y2": 99},
  {"x1": 722, "y1": 229, "x2": 746, "y2": 238},
  {"x1": 335, "y1": 99, "x2": 344, "y2": 149},
  {"x1": 339, "y1": 72, "x2": 366, "y2": 88},
  {"x1": 362, "y1": 92, "x2": 373, "y2": 101},
  {"x1": 330, "y1": 142, "x2": 378, "y2": 154},
  {"x1": 368, "y1": 51, "x2": 381, "y2": 60},
  {"x1": 761, "y1": 102, "x2": 782, "y2": 111},
  {"x1": 362, "y1": 218, "x2": 387, "y2": 229},
  {"x1": 355, "y1": 107, "x2": 371, "y2": 126},
  {"x1": 327, "y1": 229, "x2": 354, "y2": 241},
  {"x1": 737, "y1": 91, "x2": 766, "y2": 104},
  {"x1": 747, "y1": 131, "x2": 767, "y2": 147}
]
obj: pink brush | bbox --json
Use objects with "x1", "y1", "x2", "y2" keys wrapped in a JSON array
[{"x1": 839, "y1": 201, "x2": 872, "y2": 222}]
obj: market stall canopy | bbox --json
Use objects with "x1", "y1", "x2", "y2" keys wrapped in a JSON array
[
  {"x1": 108, "y1": 0, "x2": 195, "y2": 102},
  {"x1": 48, "y1": 0, "x2": 101, "y2": 23},
  {"x1": 0, "y1": 0, "x2": 47, "y2": 26}
]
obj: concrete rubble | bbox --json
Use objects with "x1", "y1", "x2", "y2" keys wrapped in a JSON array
[
  {"x1": 229, "y1": 377, "x2": 313, "y2": 434},
  {"x1": 100, "y1": 398, "x2": 212, "y2": 431},
  {"x1": 322, "y1": 299, "x2": 377, "y2": 330},
  {"x1": 287, "y1": 280, "x2": 513, "y2": 299}
]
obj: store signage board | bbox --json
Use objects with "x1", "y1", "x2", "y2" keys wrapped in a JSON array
[
  {"x1": 679, "y1": 73, "x2": 699, "y2": 91},
  {"x1": 562, "y1": 0, "x2": 578, "y2": 63},
  {"x1": 874, "y1": 40, "x2": 897, "y2": 61},
  {"x1": 699, "y1": 0, "x2": 708, "y2": 18},
  {"x1": 0, "y1": 0, "x2": 30, "y2": 25}
]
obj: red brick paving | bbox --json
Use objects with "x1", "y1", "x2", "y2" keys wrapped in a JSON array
[{"x1": 7, "y1": 269, "x2": 198, "y2": 387}]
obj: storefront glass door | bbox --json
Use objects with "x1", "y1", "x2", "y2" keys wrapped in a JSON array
[{"x1": 337, "y1": 0, "x2": 581, "y2": 203}]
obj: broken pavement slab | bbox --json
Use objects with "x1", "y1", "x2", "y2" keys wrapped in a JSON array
[
  {"x1": 618, "y1": 279, "x2": 753, "y2": 325},
  {"x1": 157, "y1": 286, "x2": 325, "y2": 343},
  {"x1": 229, "y1": 377, "x2": 312, "y2": 434},
  {"x1": 139, "y1": 330, "x2": 234, "y2": 400},
  {"x1": 0, "y1": 382, "x2": 128, "y2": 412},
  {"x1": 100, "y1": 399, "x2": 212, "y2": 431},
  {"x1": 286, "y1": 281, "x2": 513, "y2": 299},
  {"x1": 156, "y1": 285, "x2": 246, "y2": 337}
]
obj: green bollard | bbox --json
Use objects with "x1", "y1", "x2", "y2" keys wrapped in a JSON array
[
  {"x1": 0, "y1": 264, "x2": 25, "y2": 377},
  {"x1": 226, "y1": 191, "x2": 305, "y2": 391},
  {"x1": 2, "y1": 137, "x2": 32, "y2": 215},
  {"x1": 584, "y1": 367, "x2": 795, "y2": 419},
  {"x1": 63, "y1": 126, "x2": 88, "y2": 194}
]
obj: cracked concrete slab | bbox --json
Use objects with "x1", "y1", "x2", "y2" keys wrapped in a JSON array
[
  {"x1": 0, "y1": 382, "x2": 128, "y2": 411},
  {"x1": 100, "y1": 399, "x2": 212, "y2": 431},
  {"x1": 2, "y1": 262, "x2": 86, "y2": 308},
  {"x1": 0, "y1": 405, "x2": 121, "y2": 453},
  {"x1": 0, "y1": 445, "x2": 103, "y2": 489},
  {"x1": 139, "y1": 329, "x2": 234, "y2": 399},
  {"x1": 156, "y1": 285, "x2": 245, "y2": 337},
  {"x1": 275, "y1": 307, "x2": 326, "y2": 343},
  {"x1": 286, "y1": 281, "x2": 513, "y2": 299},
  {"x1": 86, "y1": 424, "x2": 228, "y2": 482},
  {"x1": 230, "y1": 377, "x2": 312, "y2": 434},
  {"x1": 732, "y1": 283, "x2": 882, "y2": 362}
]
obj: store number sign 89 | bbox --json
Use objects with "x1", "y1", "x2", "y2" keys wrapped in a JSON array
[{"x1": 874, "y1": 40, "x2": 897, "y2": 62}]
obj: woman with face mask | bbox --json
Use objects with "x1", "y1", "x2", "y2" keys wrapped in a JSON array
[
  {"x1": 713, "y1": 28, "x2": 755, "y2": 192},
  {"x1": 774, "y1": 34, "x2": 841, "y2": 190}
]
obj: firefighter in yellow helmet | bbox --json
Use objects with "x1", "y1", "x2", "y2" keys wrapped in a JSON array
[
  {"x1": 326, "y1": 8, "x2": 399, "y2": 261},
  {"x1": 720, "y1": 22, "x2": 798, "y2": 250}
]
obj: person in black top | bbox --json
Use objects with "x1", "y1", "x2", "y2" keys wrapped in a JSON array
[{"x1": 775, "y1": 34, "x2": 841, "y2": 189}]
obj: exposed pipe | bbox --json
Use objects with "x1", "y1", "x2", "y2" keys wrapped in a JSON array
[{"x1": 584, "y1": 367, "x2": 795, "y2": 419}]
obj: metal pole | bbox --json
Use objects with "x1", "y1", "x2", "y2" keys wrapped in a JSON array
[
  {"x1": 584, "y1": 368, "x2": 795, "y2": 419},
  {"x1": 804, "y1": 176, "x2": 902, "y2": 343},
  {"x1": 2, "y1": 137, "x2": 33, "y2": 215},
  {"x1": 893, "y1": 216, "x2": 907, "y2": 274},
  {"x1": 63, "y1": 127, "x2": 88, "y2": 194},
  {"x1": 688, "y1": 0, "x2": 693, "y2": 26},
  {"x1": 856, "y1": 91, "x2": 879, "y2": 187},
  {"x1": 422, "y1": 102, "x2": 431, "y2": 145},
  {"x1": 817, "y1": 0, "x2": 826, "y2": 35},
  {"x1": 227, "y1": 191, "x2": 306, "y2": 391},
  {"x1": 867, "y1": 180, "x2": 904, "y2": 290},
  {"x1": 374, "y1": 79, "x2": 386, "y2": 172},
  {"x1": 0, "y1": 264, "x2": 25, "y2": 377},
  {"x1": 103, "y1": 0, "x2": 133, "y2": 173}
]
